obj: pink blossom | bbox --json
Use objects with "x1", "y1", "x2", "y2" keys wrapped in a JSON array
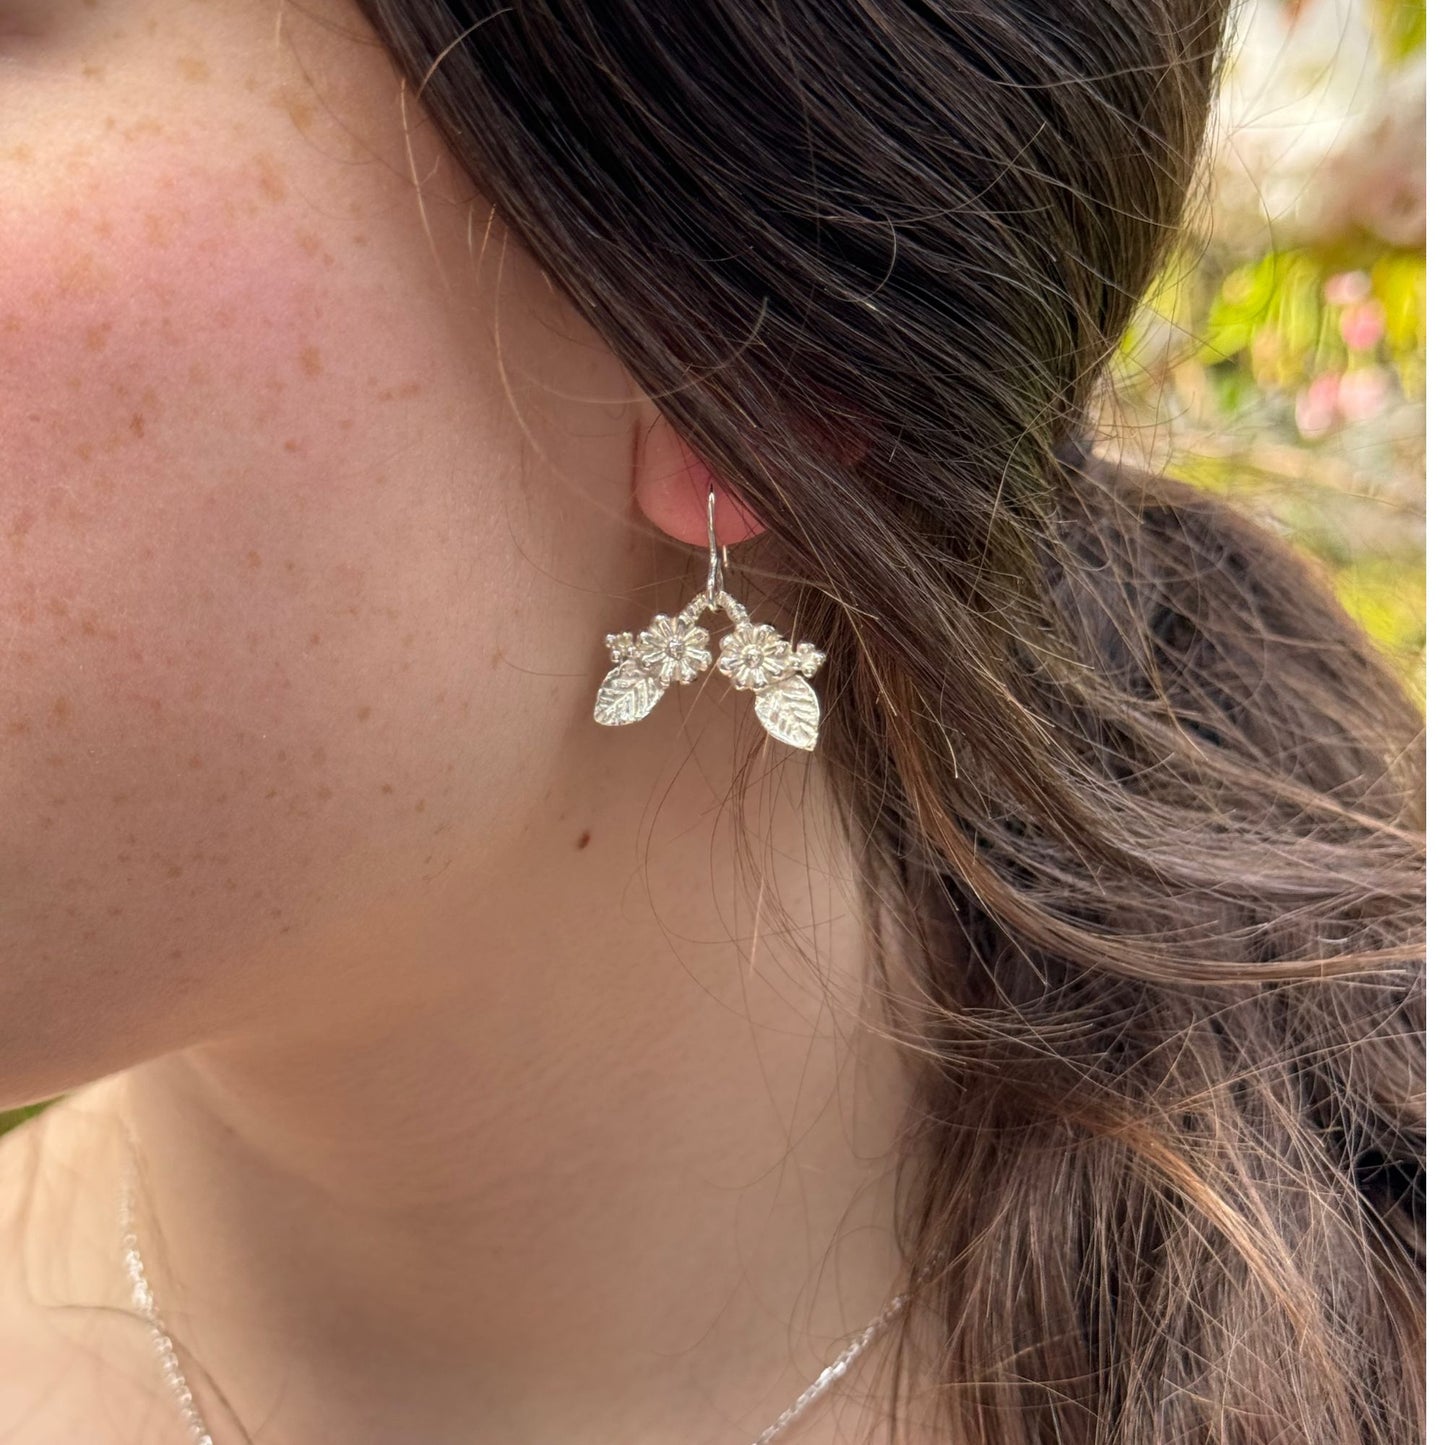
[
  {"x1": 1339, "y1": 298, "x2": 1386, "y2": 352},
  {"x1": 1295, "y1": 373, "x2": 1341, "y2": 438}
]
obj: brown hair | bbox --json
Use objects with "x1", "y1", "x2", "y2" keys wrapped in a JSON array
[{"x1": 356, "y1": 3, "x2": 1425, "y2": 1440}]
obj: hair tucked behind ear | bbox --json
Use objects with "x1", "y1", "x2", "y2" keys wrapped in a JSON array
[{"x1": 356, "y1": 3, "x2": 1424, "y2": 1440}]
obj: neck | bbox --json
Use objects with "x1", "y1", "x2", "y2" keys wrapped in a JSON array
[{"x1": 104, "y1": 716, "x2": 916, "y2": 1444}]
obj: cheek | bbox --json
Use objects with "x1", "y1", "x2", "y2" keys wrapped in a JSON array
[{"x1": 0, "y1": 161, "x2": 560, "y2": 1099}]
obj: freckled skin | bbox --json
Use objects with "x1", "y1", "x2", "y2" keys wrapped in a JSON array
[{"x1": 0, "y1": 0, "x2": 645, "y2": 1103}]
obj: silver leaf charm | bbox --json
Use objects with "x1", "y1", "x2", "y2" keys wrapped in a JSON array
[
  {"x1": 753, "y1": 673, "x2": 821, "y2": 751},
  {"x1": 593, "y1": 663, "x2": 666, "y2": 727}
]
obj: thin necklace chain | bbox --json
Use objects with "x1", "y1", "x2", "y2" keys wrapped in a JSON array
[
  {"x1": 118, "y1": 1142, "x2": 922, "y2": 1445},
  {"x1": 118, "y1": 1147, "x2": 213, "y2": 1445}
]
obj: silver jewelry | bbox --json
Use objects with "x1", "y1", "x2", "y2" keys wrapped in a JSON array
[
  {"x1": 119, "y1": 1141, "x2": 920, "y2": 1445},
  {"x1": 119, "y1": 1143, "x2": 214, "y2": 1445},
  {"x1": 593, "y1": 486, "x2": 826, "y2": 751}
]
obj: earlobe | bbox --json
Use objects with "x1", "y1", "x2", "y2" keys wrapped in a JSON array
[{"x1": 633, "y1": 416, "x2": 766, "y2": 549}]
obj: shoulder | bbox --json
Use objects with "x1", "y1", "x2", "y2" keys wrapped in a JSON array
[
  {"x1": 0, "y1": 1075, "x2": 129, "y2": 1255},
  {"x1": 0, "y1": 1077, "x2": 160, "y2": 1444}
]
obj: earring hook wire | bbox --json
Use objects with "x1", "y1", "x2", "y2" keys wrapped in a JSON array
[{"x1": 705, "y1": 485, "x2": 728, "y2": 606}]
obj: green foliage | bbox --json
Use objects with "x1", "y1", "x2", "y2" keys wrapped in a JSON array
[
  {"x1": 0, "y1": 1100, "x2": 56, "y2": 1138},
  {"x1": 1371, "y1": 251, "x2": 1427, "y2": 398},
  {"x1": 1372, "y1": 0, "x2": 1426, "y2": 61},
  {"x1": 1193, "y1": 247, "x2": 1424, "y2": 406},
  {"x1": 1203, "y1": 250, "x2": 1323, "y2": 380}
]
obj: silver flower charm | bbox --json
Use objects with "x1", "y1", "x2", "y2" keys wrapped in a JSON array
[
  {"x1": 635, "y1": 614, "x2": 712, "y2": 686},
  {"x1": 594, "y1": 611, "x2": 710, "y2": 729},
  {"x1": 712, "y1": 620, "x2": 827, "y2": 749},
  {"x1": 716, "y1": 622, "x2": 792, "y2": 691}
]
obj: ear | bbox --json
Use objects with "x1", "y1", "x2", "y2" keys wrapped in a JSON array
[{"x1": 633, "y1": 415, "x2": 766, "y2": 549}]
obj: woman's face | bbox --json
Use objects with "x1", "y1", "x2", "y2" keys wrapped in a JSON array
[{"x1": 0, "y1": 0, "x2": 674, "y2": 1104}]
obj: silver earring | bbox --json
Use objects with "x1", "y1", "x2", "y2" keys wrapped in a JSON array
[{"x1": 593, "y1": 487, "x2": 826, "y2": 750}]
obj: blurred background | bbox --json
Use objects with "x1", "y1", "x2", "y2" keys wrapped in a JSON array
[
  {"x1": 1100, "y1": 0, "x2": 1426, "y2": 696},
  {"x1": 0, "y1": 0, "x2": 1426, "y2": 1139}
]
